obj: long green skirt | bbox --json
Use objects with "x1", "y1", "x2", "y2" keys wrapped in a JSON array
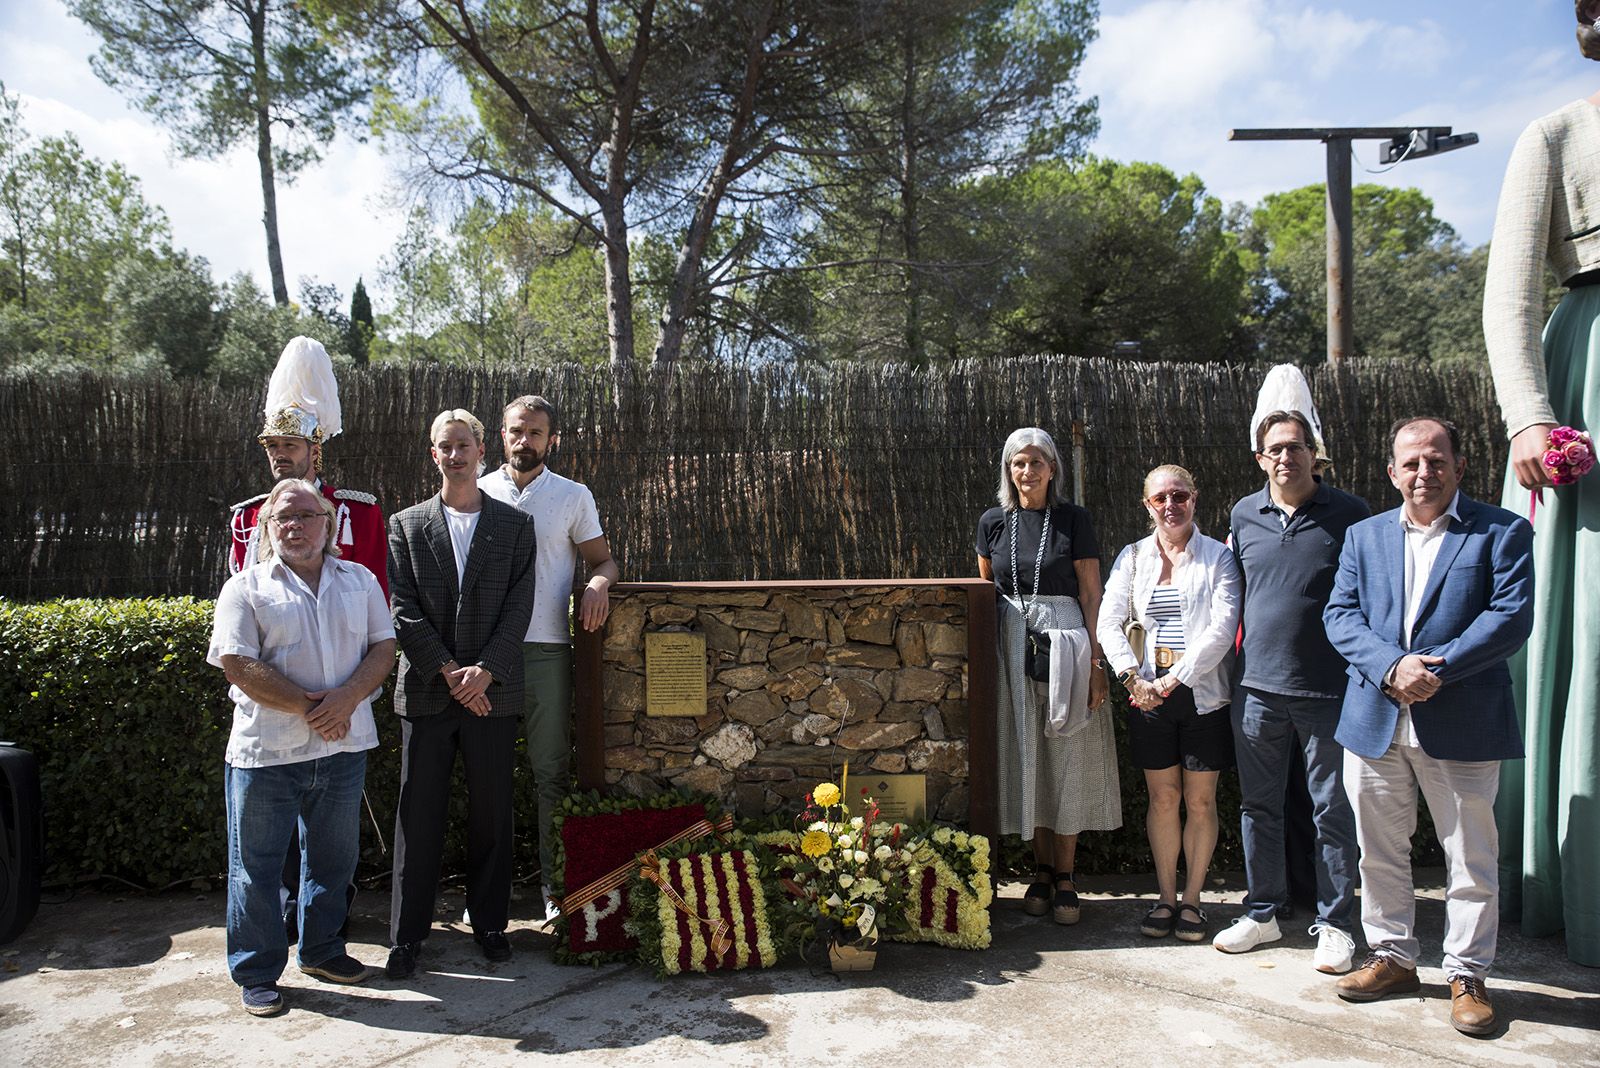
[{"x1": 1496, "y1": 283, "x2": 1600, "y2": 968}]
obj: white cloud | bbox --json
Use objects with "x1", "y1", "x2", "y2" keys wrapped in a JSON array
[
  {"x1": 1, "y1": 0, "x2": 405, "y2": 305},
  {"x1": 1081, "y1": 0, "x2": 1600, "y2": 243},
  {"x1": 1085, "y1": 0, "x2": 1278, "y2": 118}
]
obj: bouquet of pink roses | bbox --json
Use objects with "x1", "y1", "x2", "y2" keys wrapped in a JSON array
[{"x1": 1543, "y1": 426, "x2": 1595, "y2": 485}]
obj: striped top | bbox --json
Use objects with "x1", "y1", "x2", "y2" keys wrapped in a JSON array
[{"x1": 1147, "y1": 584, "x2": 1186, "y2": 667}]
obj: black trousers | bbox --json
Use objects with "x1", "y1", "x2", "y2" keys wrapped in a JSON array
[{"x1": 390, "y1": 707, "x2": 519, "y2": 944}]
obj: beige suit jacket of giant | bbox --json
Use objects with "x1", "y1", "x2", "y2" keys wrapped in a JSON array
[{"x1": 1483, "y1": 100, "x2": 1600, "y2": 438}]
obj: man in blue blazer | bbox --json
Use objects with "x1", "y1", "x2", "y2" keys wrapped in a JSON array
[{"x1": 1323, "y1": 416, "x2": 1533, "y2": 1036}]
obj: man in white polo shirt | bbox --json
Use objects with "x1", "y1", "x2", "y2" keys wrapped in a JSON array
[{"x1": 480, "y1": 395, "x2": 617, "y2": 915}]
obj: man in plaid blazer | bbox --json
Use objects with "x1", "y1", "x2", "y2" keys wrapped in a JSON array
[{"x1": 385, "y1": 409, "x2": 537, "y2": 979}]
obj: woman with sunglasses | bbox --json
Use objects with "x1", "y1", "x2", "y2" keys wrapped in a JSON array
[
  {"x1": 1097, "y1": 464, "x2": 1241, "y2": 943},
  {"x1": 1480, "y1": 1, "x2": 1600, "y2": 968}
]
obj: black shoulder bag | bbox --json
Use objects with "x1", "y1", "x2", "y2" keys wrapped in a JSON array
[{"x1": 1010, "y1": 507, "x2": 1052, "y2": 682}]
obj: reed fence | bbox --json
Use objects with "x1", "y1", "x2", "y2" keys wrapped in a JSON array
[{"x1": 0, "y1": 357, "x2": 1508, "y2": 599}]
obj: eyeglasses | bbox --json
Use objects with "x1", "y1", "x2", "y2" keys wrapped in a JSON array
[
  {"x1": 1147, "y1": 490, "x2": 1193, "y2": 506},
  {"x1": 269, "y1": 511, "x2": 329, "y2": 527},
  {"x1": 1258, "y1": 442, "x2": 1311, "y2": 459}
]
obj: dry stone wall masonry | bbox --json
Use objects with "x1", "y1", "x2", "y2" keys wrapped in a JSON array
[{"x1": 599, "y1": 585, "x2": 970, "y2": 820}]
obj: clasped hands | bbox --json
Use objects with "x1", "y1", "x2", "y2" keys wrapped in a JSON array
[
  {"x1": 443, "y1": 660, "x2": 495, "y2": 716},
  {"x1": 303, "y1": 685, "x2": 360, "y2": 741},
  {"x1": 1127, "y1": 674, "x2": 1173, "y2": 713},
  {"x1": 1386, "y1": 653, "x2": 1446, "y2": 704}
]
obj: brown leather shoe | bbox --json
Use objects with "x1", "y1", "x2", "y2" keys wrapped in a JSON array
[
  {"x1": 1335, "y1": 951, "x2": 1421, "y2": 1002},
  {"x1": 1449, "y1": 975, "x2": 1497, "y2": 1035}
]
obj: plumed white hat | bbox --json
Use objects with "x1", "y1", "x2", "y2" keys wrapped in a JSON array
[
  {"x1": 258, "y1": 336, "x2": 343, "y2": 443},
  {"x1": 1249, "y1": 364, "x2": 1327, "y2": 462}
]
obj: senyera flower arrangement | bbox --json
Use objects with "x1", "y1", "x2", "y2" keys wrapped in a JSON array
[{"x1": 788, "y1": 777, "x2": 916, "y2": 950}]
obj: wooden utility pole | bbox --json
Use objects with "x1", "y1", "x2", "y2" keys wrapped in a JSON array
[{"x1": 1229, "y1": 126, "x2": 1476, "y2": 365}]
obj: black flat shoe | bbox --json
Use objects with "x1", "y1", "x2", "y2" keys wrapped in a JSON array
[
  {"x1": 1174, "y1": 903, "x2": 1208, "y2": 943},
  {"x1": 1140, "y1": 902, "x2": 1176, "y2": 938},
  {"x1": 1052, "y1": 872, "x2": 1081, "y2": 926},
  {"x1": 385, "y1": 941, "x2": 421, "y2": 979},
  {"x1": 475, "y1": 930, "x2": 512, "y2": 962},
  {"x1": 1022, "y1": 864, "x2": 1054, "y2": 917}
]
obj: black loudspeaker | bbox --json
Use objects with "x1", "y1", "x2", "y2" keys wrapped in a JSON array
[{"x1": 0, "y1": 742, "x2": 42, "y2": 944}]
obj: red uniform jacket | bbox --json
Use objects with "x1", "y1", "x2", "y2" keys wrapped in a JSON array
[{"x1": 229, "y1": 481, "x2": 388, "y2": 598}]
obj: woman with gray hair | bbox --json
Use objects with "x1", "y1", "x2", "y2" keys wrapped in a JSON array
[{"x1": 977, "y1": 427, "x2": 1120, "y2": 925}]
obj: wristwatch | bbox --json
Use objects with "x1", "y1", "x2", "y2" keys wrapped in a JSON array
[{"x1": 1118, "y1": 668, "x2": 1140, "y2": 687}]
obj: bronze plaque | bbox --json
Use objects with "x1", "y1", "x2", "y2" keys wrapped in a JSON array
[
  {"x1": 862, "y1": 774, "x2": 927, "y2": 823},
  {"x1": 645, "y1": 631, "x2": 707, "y2": 717}
]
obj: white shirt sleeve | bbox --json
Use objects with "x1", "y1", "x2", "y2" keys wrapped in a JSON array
[
  {"x1": 207, "y1": 575, "x2": 260, "y2": 666},
  {"x1": 1171, "y1": 546, "x2": 1242, "y2": 686},
  {"x1": 570, "y1": 485, "x2": 604, "y2": 545},
  {"x1": 360, "y1": 567, "x2": 396, "y2": 644},
  {"x1": 1096, "y1": 544, "x2": 1138, "y2": 676}
]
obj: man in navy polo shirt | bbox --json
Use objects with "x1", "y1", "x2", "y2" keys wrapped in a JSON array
[{"x1": 1214, "y1": 410, "x2": 1370, "y2": 973}]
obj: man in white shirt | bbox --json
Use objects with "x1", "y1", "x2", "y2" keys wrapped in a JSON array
[
  {"x1": 1323, "y1": 417, "x2": 1534, "y2": 1036},
  {"x1": 480, "y1": 395, "x2": 617, "y2": 915},
  {"x1": 208, "y1": 479, "x2": 395, "y2": 1017}
]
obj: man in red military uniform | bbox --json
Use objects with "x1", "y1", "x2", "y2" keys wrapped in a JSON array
[
  {"x1": 228, "y1": 337, "x2": 387, "y2": 596},
  {"x1": 225, "y1": 336, "x2": 387, "y2": 942}
]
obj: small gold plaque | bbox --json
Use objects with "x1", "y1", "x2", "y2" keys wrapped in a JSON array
[
  {"x1": 861, "y1": 774, "x2": 927, "y2": 823},
  {"x1": 644, "y1": 631, "x2": 707, "y2": 717}
]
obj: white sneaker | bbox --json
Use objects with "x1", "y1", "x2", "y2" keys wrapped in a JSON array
[
  {"x1": 1212, "y1": 915, "x2": 1282, "y2": 953},
  {"x1": 1310, "y1": 923, "x2": 1356, "y2": 974}
]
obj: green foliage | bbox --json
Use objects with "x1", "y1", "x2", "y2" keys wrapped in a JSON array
[
  {"x1": 69, "y1": 0, "x2": 368, "y2": 302},
  {"x1": 1243, "y1": 182, "x2": 1489, "y2": 363},
  {"x1": 0, "y1": 597, "x2": 575, "y2": 889},
  {"x1": 105, "y1": 251, "x2": 221, "y2": 376},
  {"x1": 0, "y1": 598, "x2": 228, "y2": 887},
  {"x1": 347, "y1": 278, "x2": 373, "y2": 365},
  {"x1": 793, "y1": 0, "x2": 1100, "y2": 363},
  {"x1": 372, "y1": 199, "x2": 627, "y2": 366},
  {"x1": 0, "y1": 87, "x2": 185, "y2": 370},
  {"x1": 826, "y1": 157, "x2": 1250, "y2": 362},
  {"x1": 211, "y1": 274, "x2": 350, "y2": 387}
]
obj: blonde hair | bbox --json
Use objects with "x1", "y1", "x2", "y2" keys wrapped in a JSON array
[
  {"x1": 996, "y1": 427, "x2": 1066, "y2": 510},
  {"x1": 257, "y1": 479, "x2": 341, "y2": 561},
  {"x1": 1142, "y1": 464, "x2": 1197, "y2": 529},
  {"x1": 430, "y1": 408, "x2": 487, "y2": 476},
  {"x1": 430, "y1": 408, "x2": 485, "y2": 444}
]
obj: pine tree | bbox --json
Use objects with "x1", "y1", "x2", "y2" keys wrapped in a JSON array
[{"x1": 347, "y1": 277, "x2": 372, "y2": 365}]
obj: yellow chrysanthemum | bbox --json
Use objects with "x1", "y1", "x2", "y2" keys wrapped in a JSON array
[
  {"x1": 800, "y1": 830, "x2": 833, "y2": 857},
  {"x1": 813, "y1": 782, "x2": 841, "y2": 807}
]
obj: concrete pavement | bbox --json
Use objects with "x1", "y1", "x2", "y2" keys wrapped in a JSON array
[{"x1": 1, "y1": 870, "x2": 1595, "y2": 1067}]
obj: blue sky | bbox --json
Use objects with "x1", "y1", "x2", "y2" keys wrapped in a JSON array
[{"x1": 2, "y1": 0, "x2": 1596, "y2": 303}]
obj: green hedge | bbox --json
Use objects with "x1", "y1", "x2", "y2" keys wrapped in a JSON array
[
  {"x1": 0, "y1": 598, "x2": 1438, "y2": 889},
  {"x1": 0, "y1": 598, "x2": 550, "y2": 888}
]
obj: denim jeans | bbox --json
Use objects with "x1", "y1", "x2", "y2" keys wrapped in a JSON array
[
  {"x1": 226, "y1": 751, "x2": 366, "y2": 986},
  {"x1": 1233, "y1": 688, "x2": 1358, "y2": 930}
]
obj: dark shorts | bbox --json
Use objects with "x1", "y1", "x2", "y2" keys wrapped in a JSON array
[{"x1": 1126, "y1": 683, "x2": 1235, "y2": 772}]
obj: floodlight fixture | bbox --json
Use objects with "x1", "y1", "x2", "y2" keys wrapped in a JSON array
[{"x1": 1378, "y1": 127, "x2": 1480, "y2": 165}]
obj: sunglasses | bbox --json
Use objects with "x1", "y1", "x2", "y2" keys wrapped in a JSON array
[{"x1": 1147, "y1": 490, "x2": 1193, "y2": 506}]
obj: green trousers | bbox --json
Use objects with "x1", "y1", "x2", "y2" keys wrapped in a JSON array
[{"x1": 522, "y1": 642, "x2": 573, "y2": 884}]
